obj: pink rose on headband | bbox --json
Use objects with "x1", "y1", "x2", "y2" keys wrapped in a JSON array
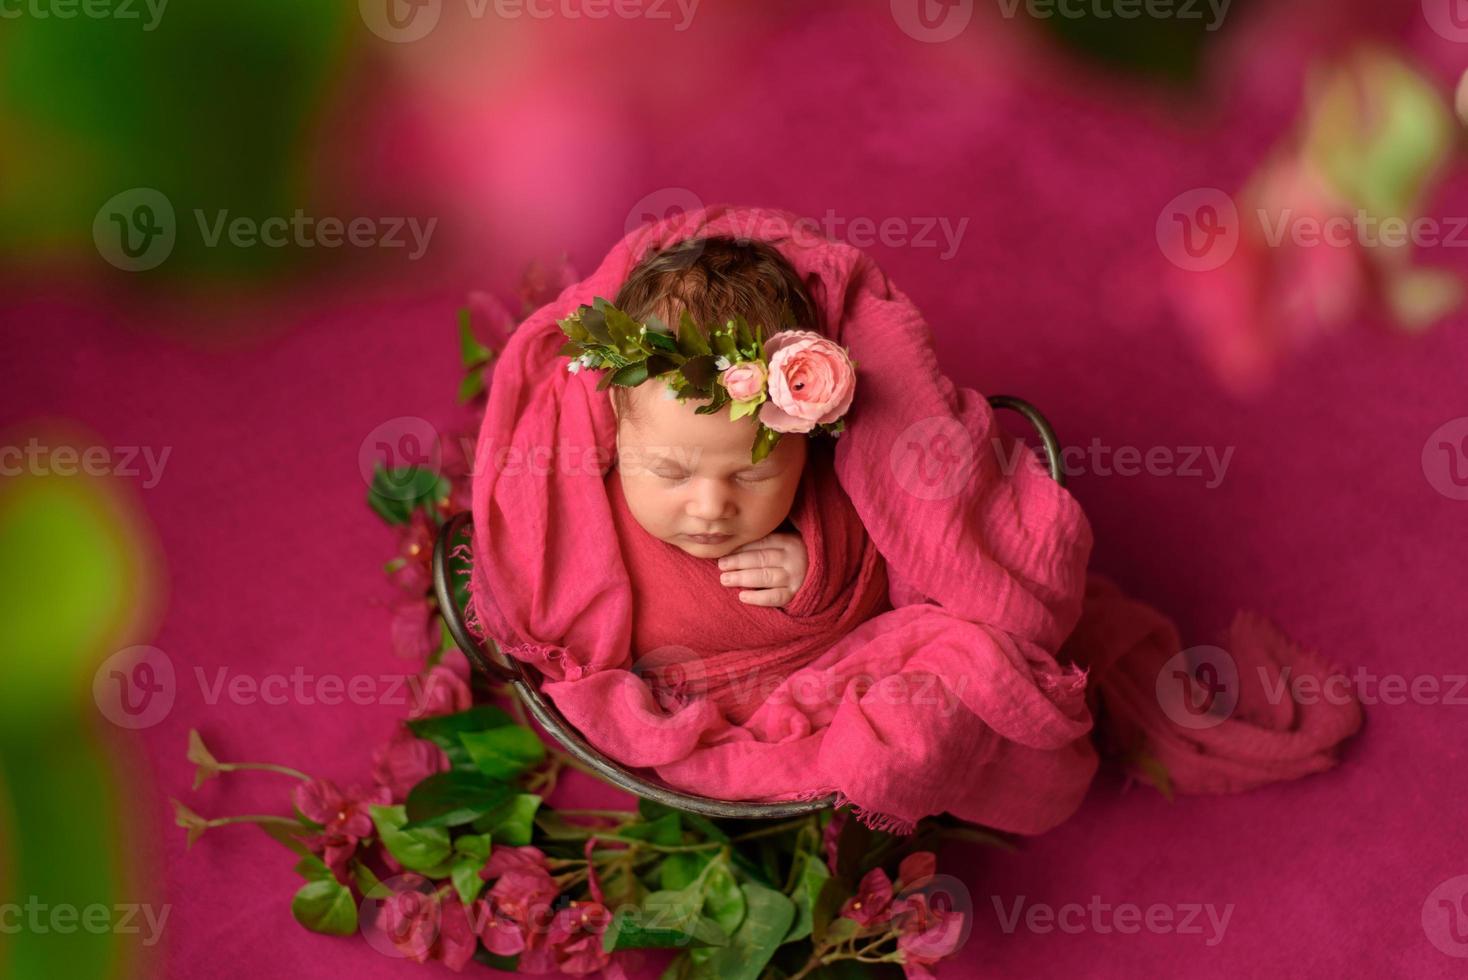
[
  {"x1": 721, "y1": 360, "x2": 768, "y2": 401},
  {"x1": 758, "y1": 331, "x2": 856, "y2": 434}
]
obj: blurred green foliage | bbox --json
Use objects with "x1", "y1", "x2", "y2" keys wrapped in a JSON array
[{"x1": 0, "y1": 0, "x2": 353, "y2": 276}]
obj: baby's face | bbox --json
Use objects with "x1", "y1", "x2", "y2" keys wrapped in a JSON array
[{"x1": 614, "y1": 381, "x2": 807, "y2": 559}]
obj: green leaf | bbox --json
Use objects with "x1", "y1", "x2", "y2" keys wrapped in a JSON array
[
  {"x1": 703, "y1": 861, "x2": 746, "y2": 937},
  {"x1": 710, "y1": 325, "x2": 740, "y2": 363},
  {"x1": 618, "y1": 812, "x2": 683, "y2": 847},
  {"x1": 367, "y1": 464, "x2": 449, "y2": 525},
  {"x1": 459, "y1": 727, "x2": 545, "y2": 782},
  {"x1": 750, "y1": 426, "x2": 782, "y2": 465},
  {"x1": 407, "y1": 705, "x2": 515, "y2": 765},
  {"x1": 291, "y1": 878, "x2": 358, "y2": 936},
  {"x1": 679, "y1": 354, "x2": 718, "y2": 393},
  {"x1": 581, "y1": 302, "x2": 613, "y2": 345},
  {"x1": 661, "y1": 852, "x2": 714, "y2": 892},
  {"x1": 458, "y1": 369, "x2": 487, "y2": 404},
  {"x1": 645, "y1": 329, "x2": 679, "y2": 353},
  {"x1": 604, "y1": 888, "x2": 730, "y2": 952},
  {"x1": 810, "y1": 877, "x2": 850, "y2": 946},
  {"x1": 471, "y1": 793, "x2": 542, "y2": 845},
  {"x1": 353, "y1": 860, "x2": 387, "y2": 900},
  {"x1": 459, "y1": 308, "x2": 493, "y2": 366},
  {"x1": 294, "y1": 854, "x2": 333, "y2": 882},
  {"x1": 610, "y1": 361, "x2": 651, "y2": 388},
  {"x1": 452, "y1": 855, "x2": 487, "y2": 905},
  {"x1": 694, "y1": 883, "x2": 795, "y2": 980},
  {"x1": 783, "y1": 852, "x2": 831, "y2": 944},
  {"x1": 676, "y1": 310, "x2": 711, "y2": 357},
  {"x1": 404, "y1": 771, "x2": 516, "y2": 829},
  {"x1": 371, "y1": 804, "x2": 453, "y2": 872},
  {"x1": 728, "y1": 397, "x2": 761, "y2": 423}
]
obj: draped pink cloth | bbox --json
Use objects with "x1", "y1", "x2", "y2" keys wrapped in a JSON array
[{"x1": 470, "y1": 204, "x2": 1362, "y2": 833}]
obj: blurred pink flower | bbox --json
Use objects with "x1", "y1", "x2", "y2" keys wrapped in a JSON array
[
  {"x1": 893, "y1": 892, "x2": 966, "y2": 980},
  {"x1": 895, "y1": 852, "x2": 937, "y2": 890},
  {"x1": 517, "y1": 255, "x2": 580, "y2": 313},
  {"x1": 408, "y1": 665, "x2": 471, "y2": 720},
  {"x1": 371, "y1": 727, "x2": 448, "y2": 801},
  {"x1": 822, "y1": 809, "x2": 847, "y2": 874},
  {"x1": 379, "y1": 885, "x2": 477, "y2": 972},
  {"x1": 390, "y1": 599, "x2": 441, "y2": 663}
]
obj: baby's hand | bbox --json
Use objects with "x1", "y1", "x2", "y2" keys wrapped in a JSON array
[{"x1": 717, "y1": 533, "x2": 808, "y2": 608}]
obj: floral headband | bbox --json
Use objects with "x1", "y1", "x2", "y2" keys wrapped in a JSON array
[{"x1": 556, "y1": 297, "x2": 857, "y2": 463}]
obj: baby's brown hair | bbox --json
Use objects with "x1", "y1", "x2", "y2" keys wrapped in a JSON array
[{"x1": 610, "y1": 236, "x2": 819, "y2": 421}]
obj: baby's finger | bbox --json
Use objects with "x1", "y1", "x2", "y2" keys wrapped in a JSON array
[
  {"x1": 738, "y1": 587, "x2": 794, "y2": 608},
  {"x1": 720, "y1": 566, "x2": 788, "y2": 589},
  {"x1": 718, "y1": 548, "x2": 783, "y2": 571}
]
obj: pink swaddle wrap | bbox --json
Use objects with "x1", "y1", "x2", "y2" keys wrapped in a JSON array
[{"x1": 469, "y1": 204, "x2": 1362, "y2": 833}]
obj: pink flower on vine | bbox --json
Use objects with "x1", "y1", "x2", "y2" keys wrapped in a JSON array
[
  {"x1": 292, "y1": 779, "x2": 390, "y2": 881},
  {"x1": 475, "y1": 851, "x2": 559, "y2": 957},
  {"x1": 840, "y1": 866, "x2": 895, "y2": 927},
  {"x1": 370, "y1": 727, "x2": 447, "y2": 801},
  {"x1": 379, "y1": 883, "x2": 477, "y2": 971},
  {"x1": 892, "y1": 892, "x2": 965, "y2": 980},
  {"x1": 409, "y1": 665, "x2": 471, "y2": 720}
]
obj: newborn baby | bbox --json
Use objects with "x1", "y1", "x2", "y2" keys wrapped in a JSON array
[
  {"x1": 612, "y1": 376, "x2": 810, "y2": 607},
  {"x1": 595, "y1": 234, "x2": 849, "y2": 608}
]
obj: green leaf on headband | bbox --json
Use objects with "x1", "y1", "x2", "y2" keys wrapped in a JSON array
[
  {"x1": 645, "y1": 354, "x2": 680, "y2": 378},
  {"x1": 646, "y1": 329, "x2": 679, "y2": 354},
  {"x1": 581, "y1": 302, "x2": 613, "y2": 345},
  {"x1": 729, "y1": 398, "x2": 761, "y2": 423},
  {"x1": 731, "y1": 315, "x2": 754, "y2": 355},
  {"x1": 750, "y1": 425, "x2": 782, "y2": 464},
  {"x1": 710, "y1": 327, "x2": 740, "y2": 364},
  {"x1": 694, "y1": 385, "x2": 729, "y2": 416},
  {"x1": 680, "y1": 354, "x2": 718, "y2": 393},
  {"x1": 677, "y1": 311, "x2": 711, "y2": 358},
  {"x1": 611, "y1": 361, "x2": 651, "y2": 388}
]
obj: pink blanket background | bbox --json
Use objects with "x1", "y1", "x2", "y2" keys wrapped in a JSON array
[{"x1": 6, "y1": 2, "x2": 1467, "y2": 976}]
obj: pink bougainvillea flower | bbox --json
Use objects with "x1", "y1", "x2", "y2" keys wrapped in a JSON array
[
  {"x1": 481, "y1": 845, "x2": 550, "y2": 880},
  {"x1": 408, "y1": 665, "x2": 471, "y2": 720},
  {"x1": 467, "y1": 290, "x2": 518, "y2": 354},
  {"x1": 371, "y1": 726, "x2": 448, "y2": 801},
  {"x1": 476, "y1": 855, "x2": 560, "y2": 957},
  {"x1": 543, "y1": 901, "x2": 615, "y2": 976},
  {"x1": 517, "y1": 255, "x2": 580, "y2": 313},
  {"x1": 895, "y1": 852, "x2": 937, "y2": 890},
  {"x1": 758, "y1": 331, "x2": 856, "y2": 434},
  {"x1": 839, "y1": 866, "x2": 894, "y2": 928},
  {"x1": 390, "y1": 510, "x2": 437, "y2": 595},
  {"x1": 892, "y1": 892, "x2": 966, "y2": 980},
  {"x1": 822, "y1": 809, "x2": 848, "y2": 874},
  {"x1": 379, "y1": 885, "x2": 477, "y2": 972},
  {"x1": 390, "y1": 598, "x2": 441, "y2": 664},
  {"x1": 293, "y1": 779, "x2": 390, "y2": 881}
]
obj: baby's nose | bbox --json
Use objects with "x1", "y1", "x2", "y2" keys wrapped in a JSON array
[{"x1": 687, "y1": 479, "x2": 735, "y2": 521}]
